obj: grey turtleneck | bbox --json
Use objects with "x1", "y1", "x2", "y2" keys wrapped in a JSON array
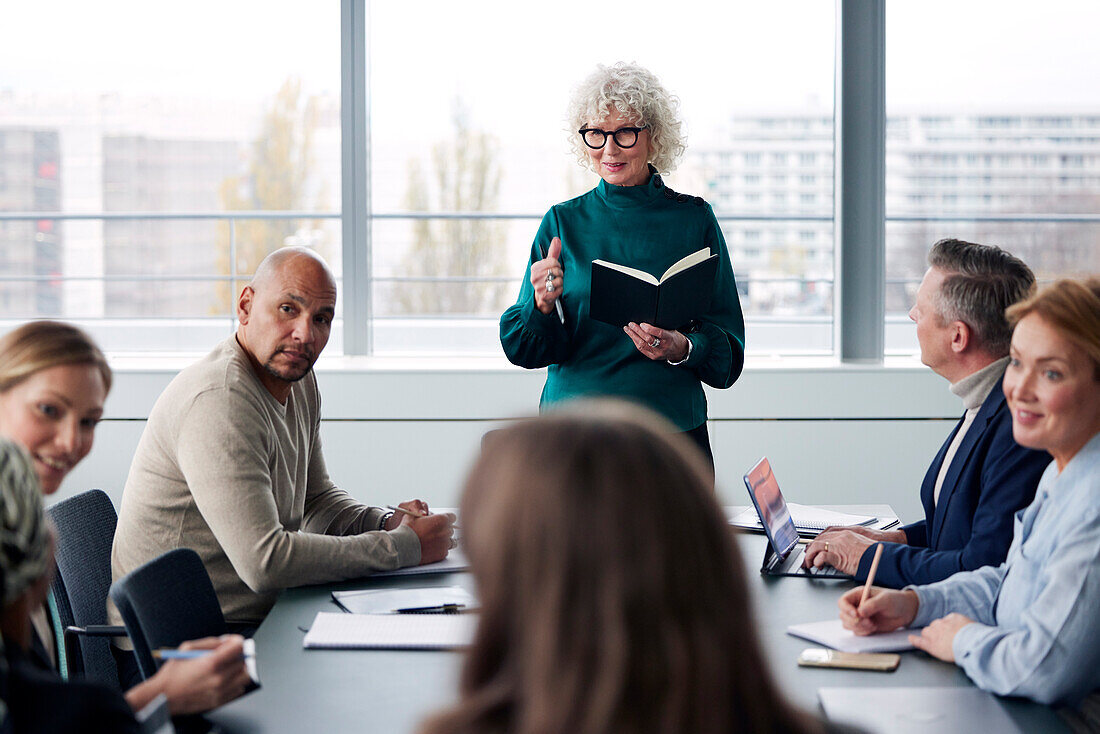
[{"x1": 933, "y1": 356, "x2": 1011, "y2": 505}]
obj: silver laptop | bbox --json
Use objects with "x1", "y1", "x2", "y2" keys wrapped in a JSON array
[{"x1": 742, "y1": 457, "x2": 850, "y2": 578}]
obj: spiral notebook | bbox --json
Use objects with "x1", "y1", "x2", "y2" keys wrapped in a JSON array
[
  {"x1": 302, "y1": 612, "x2": 476, "y2": 650},
  {"x1": 727, "y1": 503, "x2": 877, "y2": 533},
  {"x1": 787, "y1": 619, "x2": 919, "y2": 653}
]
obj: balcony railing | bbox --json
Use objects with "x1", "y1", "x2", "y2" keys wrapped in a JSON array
[{"x1": 1, "y1": 210, "x2": 1095, "y2": 355}]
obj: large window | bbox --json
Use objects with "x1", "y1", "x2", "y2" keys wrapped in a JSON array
[
  {"x1": 369, "y1": 1, "x2": 835, "y2": 355},
  {"x1": 885, "y1": 0, "x2": 1100, "y2": 354},
  {"x1": 0, "y1": 1, "x2": 340, "y2": 351},
  {"x1": 3, "y1": 2, "x2": 1096, "y2": 359}
]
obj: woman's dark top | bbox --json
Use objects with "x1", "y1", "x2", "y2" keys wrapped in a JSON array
[
  {"x1": 500, "y1": 170, "x2": 745, "y2": 431},
  {"x1": 2, "y1": 645, "x2": 139, "y2": 734}
]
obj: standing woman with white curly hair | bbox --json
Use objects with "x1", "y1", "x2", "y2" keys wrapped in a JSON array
[{"x1": 500, "y1": 62, "x2": 745, "y2": 466}]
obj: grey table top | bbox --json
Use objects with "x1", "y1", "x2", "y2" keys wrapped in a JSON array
[{"x1": 207, "y1": 505, "x2": 1066, "y2": 733}]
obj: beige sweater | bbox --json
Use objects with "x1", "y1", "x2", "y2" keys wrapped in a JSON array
[{"x1": 110, "y1": 337, "x2": 420, "y2": 625}]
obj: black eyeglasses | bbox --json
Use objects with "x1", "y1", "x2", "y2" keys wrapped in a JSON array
[{"x1": 578, "y1": 125, "x2": 647, "y2": 149}]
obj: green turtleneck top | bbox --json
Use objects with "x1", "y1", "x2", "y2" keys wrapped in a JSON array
[{"x1": 499, "y1": 171, "x2": 745, "y2": 431}]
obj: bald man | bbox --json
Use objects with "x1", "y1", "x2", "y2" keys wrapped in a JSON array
[{"x1": 110, "y1": 248, "x2": 454, "y2": 678}]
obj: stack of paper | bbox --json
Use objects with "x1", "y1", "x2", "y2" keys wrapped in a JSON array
[
  {"x1": 331, "y1": 586, "x2": 475, "y2": 615},
  {"x1": 303, "y1": 611, "x2": 476, "y2": 650},
  {"x1": 728, "y1": 504, "x2": 877, "y2": 533},
  {"x1": 819, "y1": 687, "x2": 1025, "y2": 733},
  {"x1": 369, "y1": 548, "x2": 469, "y2": 578}
]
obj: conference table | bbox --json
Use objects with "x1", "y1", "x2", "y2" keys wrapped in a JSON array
[{"x1": 207, "y1": 505, "x2": 1067, "y2": 733}]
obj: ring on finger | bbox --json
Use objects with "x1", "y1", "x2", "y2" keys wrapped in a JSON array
[
  {"x1": 825, "y1": 541, "x2": 829, "y2": 553},
  {"x1": 649, "y1": 337, "x2": 661, "y2": 348}
]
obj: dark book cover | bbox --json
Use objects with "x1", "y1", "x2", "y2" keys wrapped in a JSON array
[{"x1": 589, "y1": 251, "x2": 718, "y2": 330}]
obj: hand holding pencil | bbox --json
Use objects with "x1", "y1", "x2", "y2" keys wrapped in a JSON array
[
  {"x1": 148, "y1": 635, "x2": 252, "y2": 715},
  {"x1": 384, "y1": 500, "x2": 431, "y2": 528},
  {"x1": 386, "y1": 500, "x2": 457, "y2": 565},
  {"x1": 837, "y1": 545, "x2": 920, "y2": 636}
]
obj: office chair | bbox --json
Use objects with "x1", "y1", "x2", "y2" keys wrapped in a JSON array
[
  {"x1": 110, "y1": 547, "x2": 228, "y2": 680},
  {"x1": 47, "y1": 488, "x2": 128, "y2": 687}
]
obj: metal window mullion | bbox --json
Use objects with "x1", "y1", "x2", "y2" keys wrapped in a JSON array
[
  {"x1": 834, "y1": 0, "x2": 886, "y2": 363},
  {"x1": 341, "y1": 0, "x2": 371, "y2": 355}
]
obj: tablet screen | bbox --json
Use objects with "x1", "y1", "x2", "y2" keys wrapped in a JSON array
[{"x1": 744, "y1": 457, "x2": 799, "y2": 557}]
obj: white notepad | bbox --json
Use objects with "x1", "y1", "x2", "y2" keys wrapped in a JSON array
[
  {"x1": 243, "y1": 638, "x2": 259, "y2": 683},
  {"x1": 819, "y1": 687, "x2": 1025, "y2": 733},
  {"x1": 302, "y1": 611, "x2": 476, "y2": 650},
  {"x1": 331, "y1": 586, "x2": 476, "y2": 615},
  {"x1": 369, "y1": 549, "x2": 470, "y2": 578},
  {"x1": 787, "y1": 619, "x2": 919, "y2": 653}
]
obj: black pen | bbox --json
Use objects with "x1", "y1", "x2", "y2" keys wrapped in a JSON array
[{"x1": 395, "y1": 603, "x2": 466, "y2": 614}]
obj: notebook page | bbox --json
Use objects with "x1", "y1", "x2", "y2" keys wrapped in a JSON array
[
  {"x1": 787, "y1": 619, "x2": 919, "y2": 653},
  {"x1": 303, "y1": 612, "x2": 476, "y2": 650},
  {"x1": 332, "y1": 586, "x2": 475, "y2": 615},
  {"x1": 786, "y1": 504, "x2": 876, "y2": 530},
  {"x1": 659, "y1": 247, "x2": 711, "y2": 281},
  {"x1": 727, "y1": 505, "x2": 876, "y2": 531},
  {"x1": 370, "y1": 549, "x2": 470, "y2": 578}
]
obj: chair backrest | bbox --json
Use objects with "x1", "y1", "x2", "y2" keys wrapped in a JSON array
[
  {"x1": 47, "y1": 488, "x2": 120, "y2": 686},
  {"x1": 110, "y1": 547, "x2": 228, "y2": 680}
]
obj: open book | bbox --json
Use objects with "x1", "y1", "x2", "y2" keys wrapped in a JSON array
[{"x1": 589, "y1": 247, "x2": 718, "y2": 330}]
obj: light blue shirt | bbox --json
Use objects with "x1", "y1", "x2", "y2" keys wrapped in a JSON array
[{"x1": 911, "y1": 432, "x2": 1100, "y2": 707}]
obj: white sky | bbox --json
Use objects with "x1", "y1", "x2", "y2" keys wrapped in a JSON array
[
  {"x1": 4, "y1": 1, "x2": 1099, "y2": 114},
  {"x1": 3, "y1": 0, "x2": 1100, "y2": 212}
]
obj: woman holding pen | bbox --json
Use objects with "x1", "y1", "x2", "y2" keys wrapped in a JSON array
[
  {"x1": 422, "y1": 401, "x2": 861, "y2": 734},
  {"x1": 839, "y1": 279, "x2": 1100, "y2": 716},
  {"x1": 0, "y1": 321, "x2": 250, "y2": 717}
]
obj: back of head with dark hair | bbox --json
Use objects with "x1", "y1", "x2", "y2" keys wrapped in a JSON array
[
  {"x1": 422, "y1": 401, "x2": 817, "y2": 734},
  {"x1": 928, "y1": 238, "x2": 1035, "y2": 357}
]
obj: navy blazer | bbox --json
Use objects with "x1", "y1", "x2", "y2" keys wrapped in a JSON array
[{"x1": 855, "y1": 374, "x2": 1050, "y2": 588}]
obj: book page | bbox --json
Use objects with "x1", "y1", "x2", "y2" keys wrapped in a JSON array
[
  {"x1": 592, "y1": 259, "x2": 658, "y2": 285},
  {"x1": 659, "y1": 247, "x2": 711, "y2": 282}
]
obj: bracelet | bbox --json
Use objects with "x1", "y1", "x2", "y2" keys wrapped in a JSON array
[
  {"x1": 378, "y1": 511, "x2": 395, "y2": 531},
  {"x1": 666, "y1": 334, "x2": 693, "y2": 366}
]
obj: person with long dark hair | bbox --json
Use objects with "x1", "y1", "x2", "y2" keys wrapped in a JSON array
[{"x1": 422, "y1": 402, "x2": 859, "y2": 734}]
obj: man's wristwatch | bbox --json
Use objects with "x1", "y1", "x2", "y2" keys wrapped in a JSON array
[
  {"x1": 666, "y1": 334, "x2": 693, "y2": 365},
  {"x1": 379, "y1": 511, "x2": 395, "y2": 531}
]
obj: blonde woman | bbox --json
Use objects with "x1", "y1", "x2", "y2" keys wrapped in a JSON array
[{"x1": 0, "y1": 321, "x2": 249, "y2": 715}]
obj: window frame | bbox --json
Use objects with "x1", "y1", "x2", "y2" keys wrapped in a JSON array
[{"x1": 340, "y1": 0, "x2": 885, "y2": 361}]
